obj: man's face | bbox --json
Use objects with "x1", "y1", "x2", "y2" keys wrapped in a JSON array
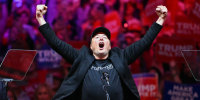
[{"x1": 90, "y1": 33, "x2": 111, "y2": 58}]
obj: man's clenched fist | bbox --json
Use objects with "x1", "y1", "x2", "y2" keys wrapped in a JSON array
[
  {"x1": 36, "y1": 5, "x2": 47, "y2": 19},
  {"x1": 156, "y1": 5, "x2": 168, "y2": 19}
]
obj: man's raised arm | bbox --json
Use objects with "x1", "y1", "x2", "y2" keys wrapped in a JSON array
[
  {"x1": 36, "y1": 5, "x2": 79, "y2": 64},
  {"x1": 124, "y1": 5, "x2": 167, "y2": 64}
]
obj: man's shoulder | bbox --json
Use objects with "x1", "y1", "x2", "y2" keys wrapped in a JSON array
[
  {"x1": 80, "y1": 45, "x2": 89, "y2": 51},
  {"x1": 111, "y1": 47, "x2": 123, "y2": 55},
  {"x1": 79, "y1": 45, "x2": 91, "y2": 54},
  {"x1": 111, "y1": 47, "x2": 122, "y2": 51}
]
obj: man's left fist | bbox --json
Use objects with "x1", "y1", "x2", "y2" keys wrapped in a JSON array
[{"x1": 156, "y1": 5, "x2": 168, "y2": 19}]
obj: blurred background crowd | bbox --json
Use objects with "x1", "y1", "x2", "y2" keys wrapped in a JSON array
[{"x1": 0, "y1": 0, "x2": 200, "y2": 100}]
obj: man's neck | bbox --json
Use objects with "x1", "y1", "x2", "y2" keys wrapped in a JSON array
[{"x1": 93, "y1": 54, "x2": 108, "y2": 60}]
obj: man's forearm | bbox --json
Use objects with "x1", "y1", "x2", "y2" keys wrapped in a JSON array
[
  {"x1": 38, "y1": 17, "x2": 46, "y2": 26},
  {"x1": 124, "y1": 22, "x2": 162, "y2": 64},
  {"x1": 156, "y1": 17, "x2": 165, "y2": 26},
  {"x1": 39, "y1": 23, "x2": 79, "y2": 64}
]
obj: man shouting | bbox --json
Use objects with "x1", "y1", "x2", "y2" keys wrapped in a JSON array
[{"x1": 36, "y1": 4, "x2": 167, "y2": 100}]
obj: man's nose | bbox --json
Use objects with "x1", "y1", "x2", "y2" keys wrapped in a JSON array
[{"x1": 99, "y1": 37, "x2": 104, "y2": 40}]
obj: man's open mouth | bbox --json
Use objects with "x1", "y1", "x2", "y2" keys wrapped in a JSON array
[{"x1": 99, "y1": 42, "x2": 104, "y2": 48}]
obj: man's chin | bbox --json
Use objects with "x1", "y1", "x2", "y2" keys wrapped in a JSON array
[
  {"x1": 97, "y1": 51, "x2": 108, "y2": 56},
  {"x1": 98, "y1": 50, "x2": 106, "y2": 53}
]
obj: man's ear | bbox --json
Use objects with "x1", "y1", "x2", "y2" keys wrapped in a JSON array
[
  {"x1": 90, "y1": 43, "x2": 93, "y2": 50},
  {"x1": 108, "y1": 41, "x2": 111, "y2": 50},
  {"x1": 90, "y1": 45, "x2": 92, "y2": 50},
  {"x1": 90, "y1": 39, "x2": 94, "y2": 50}
]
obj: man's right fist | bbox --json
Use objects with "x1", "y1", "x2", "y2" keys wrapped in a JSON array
[{"x1": 36, "y1": 5, "x2": 47, "y2": 19}]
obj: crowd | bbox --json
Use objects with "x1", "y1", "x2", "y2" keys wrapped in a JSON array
[{"x1": 0, "y1": 0, "x2": 199, "y2": 100}]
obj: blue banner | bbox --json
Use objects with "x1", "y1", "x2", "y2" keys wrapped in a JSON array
[
  {"x1": 163, "y1": 81, "x2": 200, "y2": 100},
  {"x1": 36, "y1": 44, "x2": 62, "y2": 69}
]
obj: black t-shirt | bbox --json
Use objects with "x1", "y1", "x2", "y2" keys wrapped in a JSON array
[{"x1": 81, "y1": 59, "x2": 123, "y2": 100}]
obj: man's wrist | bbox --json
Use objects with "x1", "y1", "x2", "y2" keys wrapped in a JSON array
[
  {"x1": 156, "y1": 17, "x2": 165, "y2": 26},
  {"x1": 37, "y1": 17, "x2": 46, "y2": 26}
]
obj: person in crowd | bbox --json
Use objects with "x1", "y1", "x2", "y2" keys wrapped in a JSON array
[
  {"x1": 7, "y1": 88, "x2": 17, "y2": 100},
  {"x1": 34, "y1": 84, "x2": 53, "y2": 100}
]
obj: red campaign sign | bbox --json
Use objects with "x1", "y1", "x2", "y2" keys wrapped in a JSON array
[
  {"x1": 133, "y1": 73, "x2": 159, "y2": 100},
  {"x1": 190, "y1": 0, "x2": 200, "y2": 23},
  {"x1": 144, "y1": 0, "x2": 164, "y2": 25},
  {"x1": 155, "y1": 36, "x2": 196, "y2": 63},
  {"x1": 174, "y1": 16, "x2": 200, "y2": 41},
  {"x1": 104, "y1": 11, "x2": 121, "y2": 41}
]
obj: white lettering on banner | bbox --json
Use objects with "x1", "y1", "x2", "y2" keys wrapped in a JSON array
[
  {"x1": 176, "y1": 22, "x2": 200, "y2": 34},
  {"x1": 167, "y1": 85, "x2": 199, "y2": 100},
  {"x1": 137, "y1": 84, "x2": 156, "y2": 97},
  {"x1": 158, "y1": 43, "x2": 193, "y2": 57},
  {"x1": 173, "y1": 85, "x2": 193, "y2": 92},
  {"x1": 193, "y1": 2, "x2": 200, "y2": 18},
  {"x1": 37, "y1": 49, "x2": 62, "y2": 62}
]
